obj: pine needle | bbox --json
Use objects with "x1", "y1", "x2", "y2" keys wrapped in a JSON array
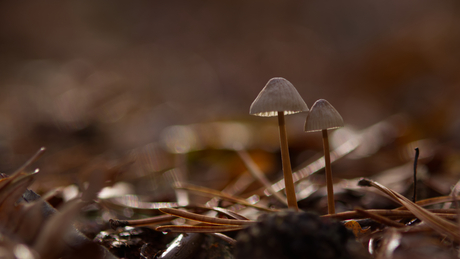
[
  {"x1": 358, "y1": 178, "x2": 460, "y2": 242},
  {"x1": 159, "y1": 208, "x2": 254, "y2": 226}
]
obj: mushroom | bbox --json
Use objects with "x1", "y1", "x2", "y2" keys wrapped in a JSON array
[
  {"x1": 304, "y1": 99, "x2": 344, "y2": 214},
  {"x1": 250, "y1": 77, "x2": 309, "y2": 211}
]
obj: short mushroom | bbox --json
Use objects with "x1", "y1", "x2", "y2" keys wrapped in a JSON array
[
  {"x1": 250, "y1": 77, "x2": 309, "y2": 211},
  {"x1": 304, "y1": 99, "x2": 344, "y2": 214}
]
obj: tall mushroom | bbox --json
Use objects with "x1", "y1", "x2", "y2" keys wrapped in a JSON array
[
  {"x1": 304, "y1": 99, "x2": 344, "y2": 214},
  {"x1": 250, "y1": 77, "x2": 309, "y2": 211}
]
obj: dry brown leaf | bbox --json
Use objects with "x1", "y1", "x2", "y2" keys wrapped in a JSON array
[{"x1": 344, "y1": 220, "x2": 372, "y2": 238}]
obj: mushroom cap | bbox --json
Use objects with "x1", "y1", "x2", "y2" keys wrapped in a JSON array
[
  {"x1": 304, "y1": 99, "x2": 344, "y2": 132},
  {"x1": 249, "y1": 77, "x2": 309, "y2": 117}
]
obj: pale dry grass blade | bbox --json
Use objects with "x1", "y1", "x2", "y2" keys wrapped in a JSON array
[{"x1": 236, "y1": 149, "x2": 288, "y2": 206}]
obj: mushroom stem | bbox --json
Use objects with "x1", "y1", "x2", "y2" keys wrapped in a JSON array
[
  {"x1": 277, "y1": 111, "x2": 299, "y2": 211},
  {"x1": 322, "y1": 129, "x2": 335, "y2": 214}
]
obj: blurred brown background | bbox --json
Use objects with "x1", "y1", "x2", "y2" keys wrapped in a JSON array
[{"x1": 0, "y1": 1, "x2": 460, "y2": 189}]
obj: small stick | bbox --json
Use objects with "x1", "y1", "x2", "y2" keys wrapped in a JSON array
[
  {"x1": 277, "y1": 112, "x2": 299, "y2": 211},
  {"x1": 322, "y1": 129, "x2": 335, "y2": 214},
  {"x1": 413, "y1": 147, "x2": 419, "y2": 203}
]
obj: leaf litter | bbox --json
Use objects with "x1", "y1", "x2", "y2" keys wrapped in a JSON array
[{"x1": 1, "y1": 116, "x2": 460, "y2": 258}]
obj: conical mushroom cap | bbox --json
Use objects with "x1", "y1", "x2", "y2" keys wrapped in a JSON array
[
  {"x1": 250, "y1": 77, "x2": 309, "y2": 117},
  {"x1": 305, "y1": 99, "x2": 344, "y2": 132}
]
